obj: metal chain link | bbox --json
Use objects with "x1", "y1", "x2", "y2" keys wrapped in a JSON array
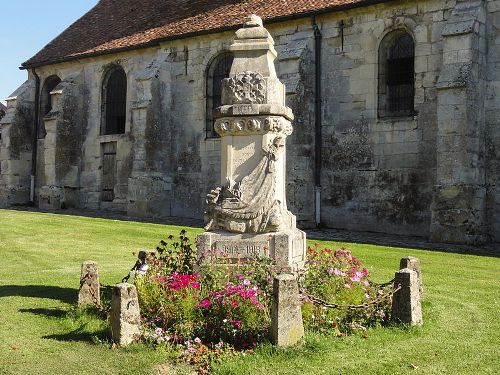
[{"x1": 299, "y1": 281, "x2": 401, "y2": 311}]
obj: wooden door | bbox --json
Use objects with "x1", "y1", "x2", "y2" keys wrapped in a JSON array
[{"x1": 101, "y1": 142, "x2": 117, "y2": 202}]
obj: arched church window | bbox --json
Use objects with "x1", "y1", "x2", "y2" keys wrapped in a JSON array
[
  {"x1": 378, "y1": 30, "x2": 415, "y2": 118},
  {"x1": 101, "y1": 66, "x2": 127, "y2": 135},
  {"x1": 206, "y1": 52, "x2": 234, "y2": 138},
  {"x1": 39, "y1": 75, "x2": 61, "y2": 138}
]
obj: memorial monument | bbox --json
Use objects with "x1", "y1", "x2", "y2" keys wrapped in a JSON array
[{"x1": 197, "y1": 15, "x2": 306, "y2": 271}]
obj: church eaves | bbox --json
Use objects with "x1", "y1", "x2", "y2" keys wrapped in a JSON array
[{"x1": 22, "y1": 0, "x2": 392, "y2": 69}]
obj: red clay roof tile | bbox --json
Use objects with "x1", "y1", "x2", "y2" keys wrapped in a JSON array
[{"x1": 22, "y1": 0, "x2": 386, "y2": 68}]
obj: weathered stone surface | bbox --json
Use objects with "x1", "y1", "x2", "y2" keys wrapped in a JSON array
[
  {"x1": 270, "y1": 274, "x2": 304, "y2": 346},
  {"x1": 2, "y1": 0, "x2": 500, "y2": 246},
  {"x1": 399, "y1": 256, "x2": 423, "y2": 298},
  {"x1": 431, "y1": 0, "x2": 488, "y2": 245},
  {"x1": 204, "y1": 15, "x2": 297, "y2": 236},
  {"x1": 197, "y1": 229, "x2": 306, "y2": 272},
  {"x1": 110, "y1": 283, "x2": 141, "y2": 346},
  {"x1": 198, "y1": 15, "x2": 308, "y2": 269},
  {"x1": 0, "y1": 80, "x2": 34, "y2": 208},
  {"x1": 391, "y1": 268, "x2": 423, "y2": 326},
  {"x1": 78, "y1": 261, "x2": 100, "y2": 307}
]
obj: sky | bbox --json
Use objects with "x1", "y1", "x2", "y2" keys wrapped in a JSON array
[{"x1": 0, "y1": 1, "x2": 98, "y2": 103}]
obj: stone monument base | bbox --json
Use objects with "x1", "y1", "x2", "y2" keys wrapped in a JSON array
[{"x1": 196, "y1": 229, "x2": 307, "y2": 272}]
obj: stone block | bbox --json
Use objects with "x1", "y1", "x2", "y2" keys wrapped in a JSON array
[
  {"x1": 270, "y1": 274, "x2": 304, "y2": 346},
  {"x1": 391, "y1": 268, "x2": 423, "y2": 326},
  {"x1": 110, "y1": 283, "x2": 141, "y2": 346},
  {"x1": 38, "y1": 186, "x2": 63, "y2": 210},
  {"x1": 78, "y1": 261, "x2": 100, "y2": 307},
  {"x1": 196, "y1": 229, "x2": 306, "y2": 272},
  {"x1": 399, "y1": 256, "x2": 423, "y2": 297}
]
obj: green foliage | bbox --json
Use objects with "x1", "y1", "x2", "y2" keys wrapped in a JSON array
[
  {"x1": 136, "y1": 235, "x2": 276, "y2": 348},
  {"x1": 155, "y1": 229, "x2": 197, "y2": 274},
  {"x1": 2, "y1": 210, "x2": 499, "y2": 375},
  {"x1": 300, "y1": 245, "x2": 391, "y2": 334}
]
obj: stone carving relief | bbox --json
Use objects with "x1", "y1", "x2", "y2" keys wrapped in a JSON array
[
  {"x1": 204, "y1": 136, "x2": 287, "y2": 234},
  {"x1": 215, "y1": 116, "x2": 292, "y2": 137},
  {"x1": 226, "y1": 71, "x2": 267, "y2": 104}
]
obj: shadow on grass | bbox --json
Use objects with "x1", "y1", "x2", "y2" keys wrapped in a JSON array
[
  {"x1": 307, "y1": 229, "x2": 500, "y2": 257},
  {"x1": 18, "y1": 307, "x2": 67, "y2": 318},
  {"x1": 42, "y1": 327, "x2": 109, "y2": 343},
  {"x1": 18, "y1": 304, "x2": 111, "y2": 344},
  {"x1": 0, "y1": 285, "x2": 76, "y2": 304}
]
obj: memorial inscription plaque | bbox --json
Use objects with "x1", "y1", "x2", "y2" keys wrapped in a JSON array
[{"x1": 215, "y1": 240, "x2": 270, "y2": 258}]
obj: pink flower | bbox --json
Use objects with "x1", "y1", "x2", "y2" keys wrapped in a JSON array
[
  {"x1": 363, "y1": 280, "x2": 370, "y2": 287},
  {"x1": 191, "y1": 282, "x2": 200, "y2": 289},
  {"x1": 350, "y1": 275, "x2": 361, "y2": 282},
  {"x1": 215, "y1": 341, "x2": 224, "y2": 349},
  {"x1": 155, "y1": 328, "x2": 163, "y2": 335},
  {"x1": 231, "y1": 320, "x2": 243, "y2": 329},
  {"x1": 230, "y1": 300, "x2": 239, "y2": 308},
  {"x1": 198, "y1": 299, "x2": 212, "y2": 308},
  {"x1": 194, "y1": 337, "x2": 201, "y2": 344},
  {"x1": 242, "y1": 278, "x2": 251, "y2": 286},
  {"x1": 344, "y1": 283, "x2": 351, "y2": 289}
]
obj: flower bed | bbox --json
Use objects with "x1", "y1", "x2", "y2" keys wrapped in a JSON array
[
  {"x1": 133, "y1": 232, "x2": 393, "y2": 371},
  {"x1": 300, "y1": 245, "x2": 391, "y2": 334}
]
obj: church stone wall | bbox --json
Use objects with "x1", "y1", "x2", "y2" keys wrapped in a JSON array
[
  {"x1": 3, "y1": 0, "x2": 499, "y2": 244},
  {"x1": 270, "y1": 0, "x2": 452, "y2": 236},
  {"x1": 0, "y1": 80, "x2": 34, "y2": 207},
  {"x1": 486, "y1": 0, "x2": 500, "y2": 242}
]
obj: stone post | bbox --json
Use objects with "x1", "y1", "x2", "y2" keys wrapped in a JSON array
[
  {"x1": 110, "y1": 283, "x2": 141, "y2": 346},
  {"x1": 78, "y1": 261, "x2": 100, "y2": 307},
  {"x1": 196, "y1": 14, "x2": 306, "y2": 271},
  {"x1": 399, "y1": 256, "x2": 423, "y2": 298},
  {"x1": 270, "y1": 274, "x2": 304, "y2": 346},
  {"x1": 391, "y1": 268, "x2": 423, "y2": 326}
]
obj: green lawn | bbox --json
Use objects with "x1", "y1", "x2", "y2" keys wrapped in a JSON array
[{"x1": 0, "y1": 209, "x2": 498, "y2": 374}]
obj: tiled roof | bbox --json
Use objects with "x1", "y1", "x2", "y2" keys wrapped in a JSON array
[{"x1": 23, "y1": 0, "x2": 387, "y2": 68}]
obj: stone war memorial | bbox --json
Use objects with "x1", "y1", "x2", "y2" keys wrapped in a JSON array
[{"x1": 197, "y1": 15, "x2": 306, "y2": 271}]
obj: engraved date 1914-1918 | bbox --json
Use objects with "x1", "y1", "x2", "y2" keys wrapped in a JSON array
[{"x1": 215, "y1": 241, "x2": 268, "y2": 257}]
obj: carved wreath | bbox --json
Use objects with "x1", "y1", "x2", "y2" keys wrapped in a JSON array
[{"x1": 227, "y1": 71, "x2": 267, "y2": 104}]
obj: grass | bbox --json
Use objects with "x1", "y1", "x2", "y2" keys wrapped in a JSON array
[{"x1": 0, "y1": 209, "x2": 499, "y2": 374}]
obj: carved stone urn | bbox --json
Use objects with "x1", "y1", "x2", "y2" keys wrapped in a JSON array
[{"x1": 197, "y1": 15, "x2": 306, "y2": 271}]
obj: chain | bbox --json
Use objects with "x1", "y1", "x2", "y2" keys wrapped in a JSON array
[{"x1": 299, "y1": 282, "x2": 401, "y2": 311}]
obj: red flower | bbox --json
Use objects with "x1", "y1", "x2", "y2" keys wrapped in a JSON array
[
  {"x1": 198, "y1": 299, "x2": 212, "y2": 308},
  {"x1": 231, "y1": 320, "x2": 243, "y2": 328}
]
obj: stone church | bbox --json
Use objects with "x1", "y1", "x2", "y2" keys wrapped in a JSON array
[
  {"x1": 0, "y1": 0, "x2": 498, "y2": 246},
  {"x1": 0, "y1": 103, "x2": 5, "y2": 122}
]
